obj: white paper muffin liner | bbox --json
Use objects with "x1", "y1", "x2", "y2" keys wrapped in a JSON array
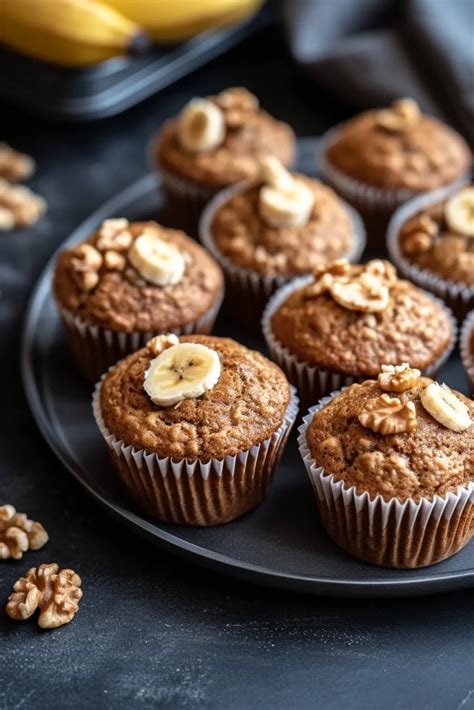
[
  {"x1": 92, "y1": 380, "x2": 299, "y2": 526},
  {"x1": 57, "y1": 289, "x2": 224, "y2": 383},
  {"x1": 318, "y1": 123, "x2": 470, "y2": 247},
  {"x1": 198, "y1": 180, "x2": 366, "y2": 328},
  {"x1": 460, "y1": 309, "x2": 474, "y2": 393},
  {"x1": 297, "y1": 391, "x2": 474, "y2": 568},
  {"x1": 159, "y1": 165, "x2": 221, "y2": 236},
  {"x1": 262, "y1": 275, "x2": 457, "y2": 407},
  {"x1": 387, "y1": 185, "x2": 474, "y2": 320}
]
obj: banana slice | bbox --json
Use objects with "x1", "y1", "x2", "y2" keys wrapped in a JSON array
[
  {"x1": 144, "y1": 343, "x2": 221, "y2": 407},
  {"x1": 444, "y1": 187, "x2": 474, "y2": 237},
  {"x1": 259, "y1": 180, "x2": 315, "y2": 228},
  {"x1": 178, "y1": 98, "x2": 225, "y2": 153},
  {"x1": 128, "y1": 233, "x2": 185, "y2": 286},
  {"x1": 260, "y1": 156, "x2": 295, "y2": 191},
  {"x1": 420, "y1": 383, "x2": 472, "y2": 432}
]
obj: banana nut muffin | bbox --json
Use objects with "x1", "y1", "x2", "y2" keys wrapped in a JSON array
[
  {"x1": 95, "y1": 334, "x2": 296, "y2": 525},
  {"x1": 54, "y1": 218, "x2": 224, "y2": 381},
  {"x1": 321, "y1": 98, "x2": 471, "y2": 246},
  {"x1": 264, "y1": 259, "x2": 455, "y2": 405},
  {"x1": 200, "y1": 157, "x2": 364, "y2": 329},
  {"x1": 325, "y1": 99, "x2": 470, "y2": 193},
  {"x1": 207, "y1": 172, "x2": 359, "y2": 277},
  {"x1": 300, "y1": 366, "x2": 474, "y2": 567},
  {"x1": 154, "y1": 87, "x2": 295, "y2": 233},
  {"x1": 397, "y1": 185, "x2": 474, "y2": 286},
  {"x1": 307, "y1": 375, "x2": 474, "y2": 502}
]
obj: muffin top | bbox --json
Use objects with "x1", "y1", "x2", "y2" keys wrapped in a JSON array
[
  {"x1": 306, "y1": 369, "x2": 474, "y2": 502},
  {"x1": 326, "y1": 98, "x2": 471, "y2": 192},
  {"x1": 53, "y1": 219, "x2": 224, "y2": 333},
  {"x1": 156, "y1": 87, "x2": 295, "y2": 188},
  {"x1": 398, "y1": 185, "x2": 474, "y2": 286},
  {"x1": 269, "y1": 259, "x2": 453, "y2": 377},
  {"x1": 209, "y1": 159, "x2": 356, "y2": 276},
  {"x1": 100, "y1": 334, "x2": 291, "y2": 461}
]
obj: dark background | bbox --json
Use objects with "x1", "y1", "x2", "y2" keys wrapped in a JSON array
[{"x1": 1, "y1": 25, "x2": 474, "y2": 710}]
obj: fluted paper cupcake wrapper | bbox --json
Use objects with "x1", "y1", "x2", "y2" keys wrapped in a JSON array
[
  {"x1": 460, "y1": 309, "x2": 474, "y2": 394},
  {"x1": 387, "y1": 186, "x2": 474, "y2": 321},
  {"x1": 198, "y1": 180, "x2": 366, "y2": 329},
  {"x1": 58, "y1": 290, "x2": 224, "y2": 383},
  {"x1": 318, "y1": 124, "x2": 470, "y2": 248},
  {"x1": 297, "y1": 392, "x2": 474, "y2": 568},
  {"x1": 159, "y1": 165, "x2": 221, "y2": 236},
  {"x1": 262, "y1": 275, "x2": 457, "y2": 408},
  {"x1": 92, "y1": 380, "x2": 299, "y2": 526}
]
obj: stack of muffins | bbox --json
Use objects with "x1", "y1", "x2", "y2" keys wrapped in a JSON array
[{"x1": 53, "y1": 87, "x2": 473, "y2": 570}]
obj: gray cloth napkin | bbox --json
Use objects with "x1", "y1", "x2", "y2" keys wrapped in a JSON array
[{"x1": 282, "y1": 0, "x2": 474, "y2": 146}]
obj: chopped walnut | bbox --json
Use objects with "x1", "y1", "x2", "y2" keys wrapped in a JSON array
[
  {"x1": 376, "y1": 98, "x2": 421, "y2": 132},
  {"x1": 304, "y1": 272, "x2": 335, "y2": 298},
  {"x1": 0, "y1": 505, "x2": 48, "y2": 560},
  {"x1": 70, "y1": 243, "x2": 103, "y2": 291},
  {"x1": 96, "y1": 218, "x2": 133, "y2": 252},
  {"x1": 359, "y1": 394, "x2": 417, "y2": 435},
  {"x1": 365, "y1": 259, "x2": 397, "y2": 285},
  {"x1": 0, "y1": 179, "x2": 46, "y2": 230},
  {"x1": 314, "y1": 259, "x2": 351, "y2": 278},
  {"x1": 403, "y1": 231, "x2": 433, "y2": 254},
  {"x1": 214, "y1": 87, "x2": 259, "y2": 112},
  {"x1": 104, "y1": 250, "x2": 126, "y2": 271},
  {"x1": 147, "y1": 333, "x2": 179, "y2": 355},
  {"x1": 0, "y1": 143, "x2": 35, "y2": 183},
  {"x1": 331, "y1": 276, "x2": 389, "y2": 313},
  {"x1": 6, "y1": 563, "x2": 83, "y2": 629},
  {"x1": 378, "y1": 363, "x2": 421, "y2": 392}
]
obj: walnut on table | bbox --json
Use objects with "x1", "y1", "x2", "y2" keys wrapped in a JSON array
[
  {"x1": 0, "y1": 505, "x2": 48, "y2": 560},
  {"x1": 0, "y1": 143, "x2": 35, "y2": 183},
  {"x1": 0, "y1": 178, "x2": 46, "y2": 230},
  {"x1": 6, "y1": 563, "x2": 83, "y2": 629}
]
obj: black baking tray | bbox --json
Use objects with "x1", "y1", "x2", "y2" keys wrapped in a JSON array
[{"x1": 0, "y1": 5, "x2": 271, "y2": 121}]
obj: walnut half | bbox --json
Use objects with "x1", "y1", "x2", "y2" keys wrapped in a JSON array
[
  {"x1": 0, "y1": 505, "x2": 48, "y2": 560},
  {"x1": 6, "y1": 563, "x2": 83, "y2": 629},
  {"x1": 358, "y1": 394, "x2": 417, "y2": 435},
  {"x1": 378, "y1": 363, "x2": 421, "y2": 392}
]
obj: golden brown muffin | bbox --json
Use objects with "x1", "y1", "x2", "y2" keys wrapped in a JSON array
[
  {"x1": 156, "y1": 87, "x2": 295, "y2": 189},
  {"x1": 54, "y1": 220, "x2": 223, "y2": 332},
  {"x1": 325, "y1": 100, "x2": 471, "y2": 193},
  {"x1": 209, "y1": 176, "x2": 357, "y2": 276},
  {"x1": 398, "y1": 184, "x2": 474, "y2": 286},
  {"x1": 307, "y1": 377, "x2": 474, "y2": 502},
  {"x1": 100, "y1": 335, "x2": 291, "y2": 461},
  {"x1": 269, "y1": 260, "x2": 453, "y2": 378},
  {"x1": 54, "y1": 219, "x2": 224, "y2": 381},
  {"x1": 94, "y1": 334, "x2": 296, "y2": 526}
]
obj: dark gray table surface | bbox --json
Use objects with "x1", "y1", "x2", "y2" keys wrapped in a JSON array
[{"x1": 1, "y1": 28, "x2": 474, "y2": 710}]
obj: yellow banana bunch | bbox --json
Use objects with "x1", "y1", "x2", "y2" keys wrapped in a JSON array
[
  {"x1": 105, "y1": 0, "x2": 264, "y2": 42},
  {"x1": 0, "y1": 0, "x2": 148, "y2": 67}
]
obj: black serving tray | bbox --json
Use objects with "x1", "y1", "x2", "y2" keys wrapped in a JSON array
[
  {"x1": 0, "y1": 6, "x2": 271, "y2": 121},
  {"x1": 21, "y1": 138, "x2": 474, "y2": 597}
]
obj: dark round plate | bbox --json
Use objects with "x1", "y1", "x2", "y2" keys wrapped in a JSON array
[{"x1": 22, "y1": 139, "x2": 474, "y2": 597}]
